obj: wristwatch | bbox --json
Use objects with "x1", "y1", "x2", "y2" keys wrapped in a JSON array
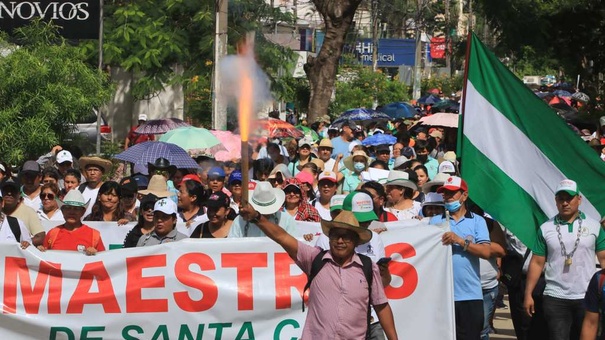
[
  {"x1": 250, "y1": 211, "x2": 262, "y2": 224},
  {"x1": 463, "y1": 239, "x2": 471, "y2": 251}
]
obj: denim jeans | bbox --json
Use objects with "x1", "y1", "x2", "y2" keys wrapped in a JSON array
[
  {"x1": 481, "y1": 285, "x2": 498, "y2": 339},
  {"x1": 542, "y1": 295, "x2": 584, "y2": 340}
]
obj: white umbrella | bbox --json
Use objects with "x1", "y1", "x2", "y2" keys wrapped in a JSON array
[{"x1": 419, "y1": 112, "x2": 460, "y2": 128}]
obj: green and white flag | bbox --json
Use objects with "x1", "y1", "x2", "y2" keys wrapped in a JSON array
[{"x1": 460, "y1": 33, "x2": 605, "y2": 247}]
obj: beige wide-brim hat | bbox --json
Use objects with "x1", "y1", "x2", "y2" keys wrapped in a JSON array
[
  {"x1": 385, "y1": 170, "x2": 418, "y2": 191},
  {"x1": 79, "y1": 156, "x2": 112, "y2": 174},
  {"x1": 58, "y1": 189, "x2": 91, "y2": 210},
  {"x1": 321, "y1": 210, "x2": 372, "y2": 244},
  {"x1": 249, "y1": 181, "x2": 285, "y2": 215},
  {"x1": 343, "y1": 150, "x2": 369, "y2": 172},
  {"x1": 138, "y1": 175, "x2": 175, "y2": 198}
]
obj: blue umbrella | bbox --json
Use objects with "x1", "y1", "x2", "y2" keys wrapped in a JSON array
[
  {"x1": 417, "y1": 94, "x2": 441, "y2": 105},
  {"x1": 379, "y1": 102, "x2": 417, "y2": 119},
  {"x1": 361, "y1": 133, "x2": 397, "y2": 146},
  {"x1": 114, "y1": 141, "x2": 200, "y2": 169},
  {"x1": 552, "y1": 90, "x2": 572, "y2": 98},
  {"x1": 332, "y1": 108, "x2": 391, "y2": 126}
]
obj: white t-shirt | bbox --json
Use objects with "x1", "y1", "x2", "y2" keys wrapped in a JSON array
[
  {"x1": 0, "y1": 215, "x2": 32, "y2": 243},
  {"x1": 323, "y1": 158, "x2": 336, "y2": 172},
  {"x1": 81, "y1": 186, "x2": 100, "y2": 218},
  {"x1": 22, "y1": 192, "x2": 42, "y2": 211},
  {"x1": 314, "y1": 200, "x2": 332, "y2": 221}
]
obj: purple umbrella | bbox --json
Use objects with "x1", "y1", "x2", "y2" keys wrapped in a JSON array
[
  {"x1": 135, "y1": 118, "x2": 190, "y2": 134},
  {"x1": 114, "y1": 141, "x2": 200, "y2": 169}
]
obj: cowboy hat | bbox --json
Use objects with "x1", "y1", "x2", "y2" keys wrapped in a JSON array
[
  {"x1": 58, "y1": 190, "x2": 91, "y2": 210},
  {"x1": 385, "y1": 170, "x2": 417, "y2": 191},
  {"x1": 147, "y1": 158, "x2": 177, "y2": 177},
  {"x1": 343, "y1": 150, "x2": 369, "y2": 172},
  {"x1": 79, "y1": 156, "x2": 112, "y2": 174},
  {"x1": 321, "y1": 210, "x2": 372, "y2": 244},
  {"x1": 138, "y1": 175, "x2": 175, "y2": 198},
  {"x1": 249, "y1": 181, "x2": 285, "y2": 215}
]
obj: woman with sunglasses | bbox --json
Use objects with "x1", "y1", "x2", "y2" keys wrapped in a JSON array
[
  {"x1": 37, "y1": 182, "x2": 64, "y2": 221},
  {"x1": 281, "y1": 179, "x2": 321, "y2": 222},
  {"x1": 123, "y1": 194, "x2": 158, "y2": 248}
]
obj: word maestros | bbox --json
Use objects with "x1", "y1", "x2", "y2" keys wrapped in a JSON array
[{"x1": 0, "y1": 1, "x2": 90, "y2": 21}]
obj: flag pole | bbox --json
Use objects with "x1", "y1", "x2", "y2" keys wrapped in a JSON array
[{"x1": 456, "y1": 30, "x2": 473, "y2": 175}]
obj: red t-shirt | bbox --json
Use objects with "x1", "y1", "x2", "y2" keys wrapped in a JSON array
[
  {"x1": 44, "y1": 225, "x2": 105, "y2": 252},
  {"x1": 127, "y1": 126, "x2": 155, "y2": 146}
]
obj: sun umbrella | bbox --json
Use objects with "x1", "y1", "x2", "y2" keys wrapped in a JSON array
[
  {"x1": 332, "y1": 108, "x2": 391, "y2": 126},
  {"x1": 552, "y1": 89, "x2": 572, "y2": 98},
  {"x1": 247, "y1": 118, "x2": 304, "y2": 139},
  {"x1": 379, "y1": 102, "x2": 417, "y2": 119},
  {"x1": 296, "y1": 125, "x2": 320, "y2": 142},
  {"x1": 114, "y1": 141, "x2": 200, "y2": 169},
  {"x1": 428, "y1": 88, "x2": 440, "y2": 95},
  {"x1": 135, "y1": 118, "x2": 190, "y2": 134},
  {"x1": 210, "y1": 130, "x2": 242, "y2": 162},
  {"x1": 417, "y1": 94, "x2": 441, "y2": 105},
  {"x1": 159, "y1": 126, "x2": 226, "y2": 154},
  {"x1": 419, "y1": 112, "x2": 459, "y2": 128},
  {"x1": 361, "y1": 133, "x2": 397, "y2": 146},
  {"x1": 550, "y1": 103, "x2": 578, "y2": 121}
]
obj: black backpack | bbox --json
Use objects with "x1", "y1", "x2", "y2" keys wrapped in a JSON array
[
  {"x1": 6, "y1": 216, "x2": 21, "y2": 241},
  {"x1": 302, "y1": 249, "x2": 374, "y2": 338}
]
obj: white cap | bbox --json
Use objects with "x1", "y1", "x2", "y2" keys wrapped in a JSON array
[
  {"x1": 318, "y1": 171, "x2": 337, "y2": 183},
  {"x1": 154, "y1": 198, "x2": 178, "y2": 215},
  {"x1": 138, "y1": 114, "x2": 148, "y2": 121},
  {"x1": 56, "y1": 150, "x2": 73, "y2": 164},
  {"x1": 438, "y1": 161, "x2": 456, "y2": 174},
  {"x1": 555, "y1": 179, "x2": 579, "y2": 196},
  {"x1": 330, "y1": 194, "x2": 346, "y2": 211},
  {"x1": 298, "y1": 137, "x2": 314, "y2": 148},
  {"x1": 348, "y1": 140, "x2": 362, "y2": 153}
]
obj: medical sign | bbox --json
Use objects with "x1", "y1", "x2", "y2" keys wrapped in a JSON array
[{"x1": 352, "y1": 39, "x2": 416, "y2": 68}]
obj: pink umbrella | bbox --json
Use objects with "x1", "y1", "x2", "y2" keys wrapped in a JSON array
[
  {"x1": 211, "y1": 130, "x2": 242, "y2": 162},
  {"x1": 419, "y1": 112, "x2": 459, "y2": 128}
]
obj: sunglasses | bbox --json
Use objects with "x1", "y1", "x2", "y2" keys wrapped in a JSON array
[
  {"x1": 268, "y1": 178, "x2": 284, "y2": 185},
  {"x1": 40, "y1": 193, "x2": 55, "y2": 200}
]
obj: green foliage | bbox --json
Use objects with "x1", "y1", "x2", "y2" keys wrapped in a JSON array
[
  {"x1": 0, "y1": 21, "x2": 112, "y2": 164},
  {"x1": 329, "y1": 61, "x2": 410, "y2": 115},
  {"x1": 422, "y1": 75, "x2": 463, "y2": 97},
  {"x1": 275, "y1": 76, "x2": 311, "y2": 114},
  {"x1": 510, "y1": 46, "x2": 558, "y2": 79}
]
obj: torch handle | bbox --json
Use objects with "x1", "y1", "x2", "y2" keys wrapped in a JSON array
[{"x1": 240, "y1": 140, "x2": 250, "y2": 204}]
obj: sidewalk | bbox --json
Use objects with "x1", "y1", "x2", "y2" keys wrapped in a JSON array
[{"x1": 491, "y1": 296, "x2": 517, "y2": 340}]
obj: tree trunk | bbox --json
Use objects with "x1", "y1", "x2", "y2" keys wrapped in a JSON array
[{"x1": 304, "y1": 0, "x2": 362, "y2": 123}]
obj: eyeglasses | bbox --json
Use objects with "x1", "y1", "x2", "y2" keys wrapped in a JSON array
[
  {"x1": 154, "y1": 170, "x2": 169, "y2": 176},
  {"x1": 40, "y1": 193, "x2": 55, "y2": 200},
  {"x1": 300, "y1": 145, "x2": 311, "y2": 150},
  {"x1": 329, "y1": 233, "x2": 355, "y2": 243},
  {"x1": 268, "y1": 178, "x2": 283, "y2": 185}
]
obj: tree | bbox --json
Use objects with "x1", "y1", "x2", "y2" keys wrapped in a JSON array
[
  {"x1": 304, "y1": 0, "x2": 363, "y2": 123},
  {"x1": 0, "y1": 21, "x2": 112, "y2": 164}
]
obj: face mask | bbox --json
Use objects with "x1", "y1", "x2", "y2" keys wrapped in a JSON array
[
  {"x1": 354, "y1": 162, "x2": 366, "y2": 172},
  {"x1": 444, "y1": 200, "x2": 462, "y2": 213},
  {"x1": 417, "y1": 154, "x2": 428, "y2": 163}
]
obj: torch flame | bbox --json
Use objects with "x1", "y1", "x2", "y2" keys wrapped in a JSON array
[{"x1": 238, "y1": 65, "x2": 252, "y2": 142}]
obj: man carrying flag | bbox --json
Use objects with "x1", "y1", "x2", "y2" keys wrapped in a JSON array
[{"x1": 523, "y1": 179, "x2": 605, "y2": 340}]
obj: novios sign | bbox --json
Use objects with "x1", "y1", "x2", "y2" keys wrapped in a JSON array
[{"x1": 0, "y1": 0, "x2": 99, "y2": 39}]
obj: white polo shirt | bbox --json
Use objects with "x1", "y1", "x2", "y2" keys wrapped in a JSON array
[{"x1": 0, "y1": 215, "x2": 32, "y2": 243}]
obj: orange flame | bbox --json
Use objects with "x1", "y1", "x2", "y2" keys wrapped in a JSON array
[{"x1": 238, "y1": 66, "x2": 252, "y2": 142}]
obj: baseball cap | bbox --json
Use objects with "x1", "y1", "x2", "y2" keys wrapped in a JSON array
[
  {"x1": 438, "y1": 161, "x2": 456, "y2": 174},
  {"x1": 295, "y1": 171, "x2": 314, "y2": 186},
  {"x1": 342, "y1": 191, "x2": 378, "y2": 222},
  {"x1": 119, "y1": 177, "x2": 138, "y2": 195},
  {"x1": 205, "y1": 191, "x2": 231, "y2": 209},
  {"x1": 318, "y1": 171, "x2": 337, "y2": 183},
  {"x1": 330, "y1": 194, "x2": 346, "y2": 211},
  {"x1": 437, "y1": 176, "x2": 468, "y2": 193},
  {"x1": 56, "y1": 150, "x2": 73, "y2": 164},
  {"x1": 393, "y1": 156, "x2": 409, "y2": 169},
  {"x1": 138, "y1": 114, "x2": 148, "y2": 121},
  {"x1": 208, "y1": 167, "x2": 226, "y2": 178},
  {"x1": 348, "y1": 140, "x2": 362, "y2": 153},
  {"x1": 555, "y1": 179, "x2": 578, "y2": 196},
  {"x1": 375, "y1": 144, "x2": 391, "y2": 153},
  {"x1": 339, "y1": 120, "x2": 357, "y2": 131},
  {"x1": 228, "y1": 170, "x2": 242, "y2": 185},
  {"x1": 154, "y1": 198, "x2": 178, "y2": 215},
  {"x1": 182, "y1": 174, "x2": 202, "y2": 184},
  {"x1": 298, "y1": 137, "x2": 313, "y2": 148},
  {"x1": 132, "y1": 174, "x2": 149, "y2": 189},
  {"x1": 318, "y1": 138, "x2": 333, "y2": 149},
  {"x1": 20, "y1": 160, "x2": 40, "y2": 174}
]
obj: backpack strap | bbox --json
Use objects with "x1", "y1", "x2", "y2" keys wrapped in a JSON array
[
  {"x1": 302, "y1": 249, "x2": 329, "y2": 312},
  {"x1": 46, "y1": 227, "x2": 61, "y2": 249},
  {"x1": 358, "y1": 254, "x2": 374, "y2": 340},
  {"x1": 6, "y1": 216, "x2": 21, "y2": 241},
  {"x1": 78, "y1": 183, "x2": 87, "y2": 193}
]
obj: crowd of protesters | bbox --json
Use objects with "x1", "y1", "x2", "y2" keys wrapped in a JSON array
[{"x1": 1, "y1": 110, "x2": 604, "y2": 340}]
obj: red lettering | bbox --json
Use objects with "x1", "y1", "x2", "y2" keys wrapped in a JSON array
[
  {"x1": 173, "y1": 253, "x2": 218, "y2": 312},
  {"x1": 222, "y1": 253, "x2": 267, "y2": 310},
  {"x1": 384, "y1": 243, "x2": 418, "y2": 299},
  {"x1": 66, "y1": 261, "x2": 120, "y2": 313},
  {"x1": 3, "y1": 257, "x2": 62, "y2": 314},
  {"x1": 126, "y1": 255, "x2": 168, "y2": 313},
  {"x1": 274, "y1": 253, "x2": 306, "y2": 309}
]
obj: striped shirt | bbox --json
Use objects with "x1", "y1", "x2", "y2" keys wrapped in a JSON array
[{"x1": 295, "y1": 241, "x2": 387, "y2": 339}]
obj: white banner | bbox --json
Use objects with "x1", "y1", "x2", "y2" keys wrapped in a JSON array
[{"x1": 15, "y1": 222, "x2": 455, "y2": 339}]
